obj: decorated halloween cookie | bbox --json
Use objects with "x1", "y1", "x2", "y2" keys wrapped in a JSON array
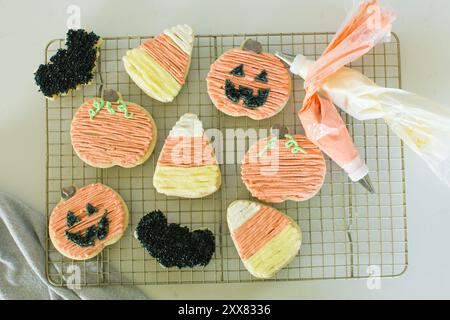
[
  {"x1": 35, "y1": 29, "x2": 103, "y2": 100},
  {"x1": 153, "y1": 113, "x2": 221, "y2": 198},
  {"x1": 135, "y1": 210, "x2": 215, "y2": 268},
  {"x1": 49, "y1": 183, "x2": 129, "y2": 260},
  {"x1": 227, "y1": 200, "x2": 302, "y2": 279},
  {"x1": 123, "y1": 25, "x2": 194, "y2": 103},
  {"x1": 241, "y1": 126, "x2": 326, "y2": 203},
  {"x1": 71, "y1": 89, "x2": 157, "y2": 168},
  {"x1": 207, "y1": 39, "x2": 292, "y2": 120}
]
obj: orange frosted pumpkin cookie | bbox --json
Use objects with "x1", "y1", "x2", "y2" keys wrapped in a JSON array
[
  {"x1": 49, "y1": 183, "x2": 129, "y2": 260},
  {"x1": 71, "y1": 90, "x2": 157, "y2": 168},
  {"x1": 241, "y1": 126, "x2": 326, "y2": 203},
  {"x1": 207, "y1": 40, "x2": 291, "y2": 120}
]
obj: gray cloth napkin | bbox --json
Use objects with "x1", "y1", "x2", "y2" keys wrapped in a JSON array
[{"x1": 0, "y1": 192, "x2": 148, "y2": 300}]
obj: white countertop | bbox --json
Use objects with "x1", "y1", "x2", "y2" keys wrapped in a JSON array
[{"x1": 1, "y1": 0, "x2": 450, "y2": 299}]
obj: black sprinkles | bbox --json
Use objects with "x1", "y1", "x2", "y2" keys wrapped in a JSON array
[
  {"x1": 65, "y1": 204, "x2": 110, "y2": 247},
  {"x1": 66, "y1": 211, "x2": 80, "y2": 228},
  {"x1": 135, "y1": 211, "x2": 215, "y2": 269},
  {"x1": 225, "y1": 79, "x2": 270, "y2": 108},
  {"x1": 34, "y1": 29, "x2": 101, "y2": 98}
]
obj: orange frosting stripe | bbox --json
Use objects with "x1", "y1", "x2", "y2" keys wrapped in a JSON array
[
  {"x1": 241, "y1": 135, "x2": 326, "y2": 203},
  {"x1": 207, "y1": 49, "x2": 291, "y2": 120},
  {"x1": 232, "y1": 206, "x2": 291, "y2": 260},
  {"x1": 158, "y1": 136, "x2": 217, "y2": 167},
  {"x1": 140, "y1": 34, "x2": 189, "y2": 85},
  {"x1": 49, "y1": 183, "x2": 127, "y2": 259},
  {"x1": 71, "y1": 99, "x2": 154, "y2": 167}
]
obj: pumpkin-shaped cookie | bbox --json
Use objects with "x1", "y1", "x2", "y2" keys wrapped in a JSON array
[
  {"x1": 49, "y1": 183, "x2": 129, "y2": 260},
  {"x1": 228, "y1": 200, "x2": 302, "y2": 279},
  {"x1": 241, "y1": 127, "x2": 326, "y2": 203},
  {"x1": 207, "y1": 40, "x2": 291, "y2": 120},
  {"x1": 71, "y1": 90, "x2": 157, "y2": 168},
  {"x1": 123, "y1": 25, "x2": 194, "y2": 103}
]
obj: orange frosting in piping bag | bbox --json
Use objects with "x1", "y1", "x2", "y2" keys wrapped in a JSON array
[
  {"x1": 297, "y1": 0, "x2": 394, "y2": 179},
  {"x1": 71, "y1": 99, "x2": 154, "y2": 167},
  {"x1": 140, "y1": 34, "x2": 189, "y2": 85},
  {"x1": 207, "y1": 49, "x2": 291, "y2": 120},
  {"x1": 49, "y1": 183, "x2": 127, "y2": 259},
  {"x1": 241, "y1": 135, "x2": 326, "y2": 203}
]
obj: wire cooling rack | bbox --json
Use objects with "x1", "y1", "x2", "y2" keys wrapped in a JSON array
[{"x1": 45, "y1": 32, "x2": 407, "y2": 286}]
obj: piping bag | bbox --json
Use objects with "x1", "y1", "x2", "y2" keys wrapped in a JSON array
[
  {"x1": 276, "y1": 0, "x2": 397, "y2": 193},
  {"x1": 277, "y1": 0, "x2": 450, "y2": 187}
]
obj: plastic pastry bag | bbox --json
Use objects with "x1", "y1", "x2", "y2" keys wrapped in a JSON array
[
  {"x1": 291, "y1": 1, "x2": 450, "y2": 187},
  {"x1": 299, "y1": 0, "x2": 395, "y2": 182}
]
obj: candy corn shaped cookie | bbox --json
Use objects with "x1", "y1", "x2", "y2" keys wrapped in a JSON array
[
  {"x1": 123, "y1": 25, "x2": 194, "y2": 102},
  {"x1": 153, "y1": 113, "x2": 221, "y2": 198},
  {"x1": 227, "y1": 200, "x2": 302, "y2": 279}
]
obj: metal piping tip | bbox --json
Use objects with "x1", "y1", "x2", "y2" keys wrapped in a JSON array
[
  {"x1": 358, "y1": 175, "x2": 376, "y2": 194},
  {"x1": 275, "y1": 51, "x2": 296, "y2": 66}
]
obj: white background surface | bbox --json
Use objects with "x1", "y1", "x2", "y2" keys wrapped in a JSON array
[{"x1": 1, "y1": 0, "x2": 450, "y2": 299}]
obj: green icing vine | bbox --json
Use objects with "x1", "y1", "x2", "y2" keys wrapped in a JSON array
[
  {"x1": 89, "y1": 98, "x2": 133, "y2": 120},
  {"x1": 117, "y1": 100, "x2": 134, "y2": 119},
  {"x1": 258, "y1": 134, "x2": 308, "y2": 157},
  {"x1": 258, "y1": 136, "x2": 278, "y2": 157},
  {"x1": 106, "y1": 101, "x2": 115, "y2": 114},
  {"x1": 284, "y1": 134, "x2": 307, "y2": 154},
  {"x1": 89, "y1": 98, "x2": 105, "y2": 120}
]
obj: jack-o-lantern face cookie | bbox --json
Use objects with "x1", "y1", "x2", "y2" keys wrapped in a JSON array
[
  {"x1": 241, "y1": 126, "x2": 326, "y2": 203},
  {"x1": 71, "y1": 90, "x2": 157, "y2": 168},
  {"x1": 49, "y1": 183, "x2": 129, "y2": 260},
  {"x1": 207, "y1": 40, "x2": 291, "y2": 120}
]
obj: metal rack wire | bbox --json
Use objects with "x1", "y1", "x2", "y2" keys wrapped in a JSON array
[{"x1": 45, "y1": 32, "x2": 407, "y2": 286}]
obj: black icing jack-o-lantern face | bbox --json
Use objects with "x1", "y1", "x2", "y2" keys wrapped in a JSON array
[
  {"x1": 225, "y1": 64, "x2": 270, "y2": 108},
  {"x1": 65, "y1": 202, "x2": 109, "y2": 247}
]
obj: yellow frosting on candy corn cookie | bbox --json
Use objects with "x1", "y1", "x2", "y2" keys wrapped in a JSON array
[
  {"x1": 123, "y1": 48, "x2": 181, "y2": 102},
  {"x1": 153, "y1": 113, "x2": 221, "y2": 198},
  {"x1": 227, "y1": 200, "x2": 302, "y2": 279},
  {"x1": 244, "y1": 225, "x2": 302, "y2": 279},
  {"x1": 153, "y1": 166, "x2": 221, "y2": 198}
]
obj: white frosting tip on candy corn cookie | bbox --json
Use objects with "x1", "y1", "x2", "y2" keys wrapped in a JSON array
[
  {"x1": 169, "y1": 113, "x2": 204, "y2": 138},
  {"x1": 164, "y1": 24, "x2": 194, "y2": 55}
]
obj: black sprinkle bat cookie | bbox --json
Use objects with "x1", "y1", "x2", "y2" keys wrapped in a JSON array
[
  {"x1": 35, "y1": 29, "x2": 103, "y2": 100},
  {"x1": 135, "y1": 210, "x2": 215, "y2": 268}
]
